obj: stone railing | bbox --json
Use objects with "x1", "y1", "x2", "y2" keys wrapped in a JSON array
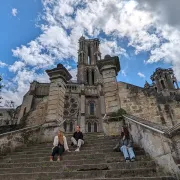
[
  {"x1": 123, "y1": 114, "x2": 180, "y2": 179},
  {"x1": 0, "y1": 124, "x2": 42, "y2": 156},
  {"x1": 85, "y1": 86, "x2": 98, "y2": 95},
  {"x1": 66, "y1": 84, "x2": 80, "y2": 93},
  {"x1": 0, "y1": 119, "x2": 67, "y2": 156}
]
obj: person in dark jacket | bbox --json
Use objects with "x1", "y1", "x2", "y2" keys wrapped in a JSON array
[
  {"x1": 71, "y1": 125, "x2": 84, "y2": 152},
  {"x1": 113, "y1": 126, "x2": 135, "y2": 162}
]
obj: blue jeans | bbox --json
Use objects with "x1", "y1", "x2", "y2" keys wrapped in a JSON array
[{"x1": 120, "y1": 145, "x2": 135, "y2": 159}]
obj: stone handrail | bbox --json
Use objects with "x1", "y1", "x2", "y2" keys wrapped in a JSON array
[
  {"x1": 123, "y1": 114, "x2": 165, "y2": 134},
  {"x1": 123, "y1": 114, "x2": 180, "y2": 179},
  {"x1": 0, "y1": 124, "x2": 42, "y2": 137}
]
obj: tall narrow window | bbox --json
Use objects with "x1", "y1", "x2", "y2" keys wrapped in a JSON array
[
  {"x1": 70, "y1": 122, "x2": 73, "y2": 132},
  {"x1": 161, "y1": 80, "x2": 166, "y2": 89},
  {"x1": 87, "y1": 70, "x2": 89, "y2": 84},
  {"x1": 90, "y1": 103, "x2": 95, "y2": 115},
  {"x1": 88, "y1": 46, "x2": 91, "y2": 65},
  {"x1": 88, "y1": 56, "x2": 90, "y2": 65},
  {"x1": 88, "y1": 122, "x2": 91, "y2": 132},
  {"x1": 94, "y1": 122, "x2": 97, "y2": 132},
  {"x1": 92, "y1": 70, "x2": 94, "y2": 85},
  {"x1": 63, "y1": 121, "x2": 67, "y2": 132}
]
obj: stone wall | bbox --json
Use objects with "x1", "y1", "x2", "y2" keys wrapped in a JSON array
[
  {"x1": 0, "y1": 109, "x2": 15, "y2": 126},
  {"x1": 25, "y1": 98, "x2": 48, "y2": 126},
  {"x1": 118, "y1": 82, "x2": 180, "y2": 127},
  {"x1": 124, "y1": 117, "x2": 180, "y2": 179},
  {"x1": 17, "y1": 92, "x2": 33, "y2": 124},
  {"x1": 102, "y1": 120, "x2": 123, "y2": 136},
  {"x1": 0, "y1": 126, "x2": 41, "y2": 156}
]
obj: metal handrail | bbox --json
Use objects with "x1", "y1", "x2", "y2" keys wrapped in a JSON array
[{"x1": 123, "y1": 115, "x2": 165, "y2": 134}]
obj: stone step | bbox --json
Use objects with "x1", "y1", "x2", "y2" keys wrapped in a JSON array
[
  {"x1": 0, "y1": 168, "x2": 161, "y2": 180},
  {"x1": 1, "y1": 151, "x2": 146, "y2": 162},
  {"x1": 53, "y1": 178, "x2": 176, "y2": 180},
  {"x1": 0, "y1": 160, "x2": 155, "y2": 169},
  {"x1": 11, "y1": 146, "x2": 143, "y2": 155},
  {"x1": 2, "y1": 149, "x2": 145, "y2": 160},
  {"x1": 18, "y1": 142, "x2": 140, "y2": 152},
  {"x1": 1, "y1": 154, "x2": 150, "y2": 164},
  {"x1": 0, "y1": 161, "x2": 156, "y2": 174}
]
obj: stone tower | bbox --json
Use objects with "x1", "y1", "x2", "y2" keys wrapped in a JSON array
[
  {"x1": 151, "y1": 68, "x2": 179, "y2": 94},
  {"x1": 77, "y1": 36, "x2": 101, "y2": 85},
  {"x1": 76, "y1": 36, "x2": 105, "y2": 133}
]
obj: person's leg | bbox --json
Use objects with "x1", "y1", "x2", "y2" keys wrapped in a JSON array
[
  {"x1": 120, "y1": 145, "x2": 130, "y2": 162},
  {"x1": 64, "y1": 136, "x2": 70, "y2": 152},
  {"x1": 127, "y1": 147, "x2": 135, "y2": 161},
  {"x1": 75, "y1": 139, "x2": 84, "y2": 151},
  {"x1": 71, "y1": 137, "x2": 77, "y2": 146},
  {"x1": 57, "y1": 146, "x2": 64, "y2": 161},
  {"x1": 50, "y1": 146, "x2": 58, "y2": 161}
]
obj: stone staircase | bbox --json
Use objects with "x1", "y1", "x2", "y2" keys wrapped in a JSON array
[{"x1": 0, "y1": 133, "x2": 176, "y2": 180}]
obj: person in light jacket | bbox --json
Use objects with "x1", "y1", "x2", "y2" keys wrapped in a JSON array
[
  {"x1": 50, "y1": 131, "x2": 70, "y2": 161},
  {"x1": 113, "y1": 126, "x2": 135, "y2": 162}
]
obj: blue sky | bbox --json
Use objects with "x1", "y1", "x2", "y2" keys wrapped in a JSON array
[{"x1": 0, "y1": 0, "x2": 180, "y2": 106}]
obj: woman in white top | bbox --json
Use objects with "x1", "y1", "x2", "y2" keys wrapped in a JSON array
[{"x1": 50, "y1": 131, "x2": 70, "y2": 161}]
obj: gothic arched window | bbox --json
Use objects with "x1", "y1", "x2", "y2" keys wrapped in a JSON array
[
  {"x1": 88, "y1": 122, "x2": 91, "y2": 132},
  {"x1": 69, "y1": 122, "x2": 73, "y2": 132},
  {"x1": 86, "y1": 69, "x2": 89, "y2": 84},
  {"x1": 94, "y1": 122, "x2": 97, "y2": 132},
  {"x1": 92, "y1": 70, "x2": 95, "y2": 85},
  {"x1": 90, "y1": 102, "x2": 95, "y2": 115},
  {"x1": 63, "y1": 121, "x2": 67, "y2": 132}
]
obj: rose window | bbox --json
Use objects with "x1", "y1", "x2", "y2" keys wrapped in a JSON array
[{"x1": 63, "y1": 96, "x2": 78, "y2": 117}]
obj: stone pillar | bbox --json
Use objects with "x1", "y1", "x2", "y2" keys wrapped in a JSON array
[
  {"x1": 97, "y1": 56, "x2": 121, "y2": 114},
  {"x1": 41, "y1": 64, "x2": 72, "y2": 142},
  {"x1": 80, "y1": 85, "x2": 86, "y2": 133}
]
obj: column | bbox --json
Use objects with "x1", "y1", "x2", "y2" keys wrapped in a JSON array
[
  {"x1": 80, "y1": 85, "x2": 86, "y2": 133},
  {"x1": 97, "y1": 56, "x2": 121, "y2": 114},
  {"x1": 41, "y1": 64, "x2": 72, "y2": 142}
]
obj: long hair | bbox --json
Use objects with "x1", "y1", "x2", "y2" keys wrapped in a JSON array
[
  {"x1": 58, "y1": 131, "x2": 64, "y2": 145},
  {"x1": 121, "y1": 126, "x2": 130, "y2": 139}
]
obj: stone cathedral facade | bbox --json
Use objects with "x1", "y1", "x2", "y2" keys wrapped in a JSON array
[{"x1": 17, "y1": 37, "x2": 180, "y2": 133}]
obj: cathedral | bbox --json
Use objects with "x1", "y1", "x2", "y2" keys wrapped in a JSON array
[{"x1": 16, "y1": 36, "x2": 180, "y2": 133}]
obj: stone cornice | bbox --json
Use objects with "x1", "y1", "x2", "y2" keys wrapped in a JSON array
[
  {"x1": 97, "y1": 56, "x2": 120, "y2": 75},
  {"x1": 46, "y1": 64, "x2": 72, "y2": 83}
]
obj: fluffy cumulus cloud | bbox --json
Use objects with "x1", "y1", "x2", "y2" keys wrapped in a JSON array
[
  {"x1": 3, "y1": 0, "x2": 180, "y2": 106},
  {"x1": 11, "y1": 8, "x2": 18, "y2": 17}
]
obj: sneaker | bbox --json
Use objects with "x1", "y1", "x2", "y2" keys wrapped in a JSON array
[
  {"x1": 75, "y1": 148, "x2": 80, "y2": 152},
  {"x1": 125, "y1": 158, "x2": 130, "y2": 162},
  {"x1": 50, "y1": 156, "x2": 53, "y2": 162},
  {"x1": 66, "y1": 149, "x2": 71, "y2": 152},
  {"x1": 57, "y1": 156, "x2": 61, "y2": 161},
  {"x1": 131, "y1": 157, "x2": 135, "y2": 162}
]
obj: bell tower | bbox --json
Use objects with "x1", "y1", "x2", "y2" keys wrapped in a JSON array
[{"x1": 77, "y1": 36, "x2": 101, "y2": 85}]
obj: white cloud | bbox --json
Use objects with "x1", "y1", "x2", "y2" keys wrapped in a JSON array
[
  {"x1": 3, "y1": 0, "x2": 180, "y2": 106},
  {"x1": 12, "y1": 8, "x2": 18, "y2": 17},
  {"x1": 121, "y1": 70, "x2": 127, "y2": 77},
  {"x1": 138, "y1": 72, "x2": 145, "y2": 78},
  {"x1": 9, "y1": 61, "x2": 25, "y2": 72},
  {"x1": 0, "y1": 61, "x2": 7, "y2": 67}
]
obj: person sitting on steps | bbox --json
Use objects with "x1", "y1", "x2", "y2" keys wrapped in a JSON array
[
  {"x1": 71, "y1": 125, "x2": 84, "y2": 152},
  {"x1": 50, "y1": 130, "x2": 70, "y2": 162},
  {"x1": 113, "y1": 126, "x2": 135, "y2": 162}
]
